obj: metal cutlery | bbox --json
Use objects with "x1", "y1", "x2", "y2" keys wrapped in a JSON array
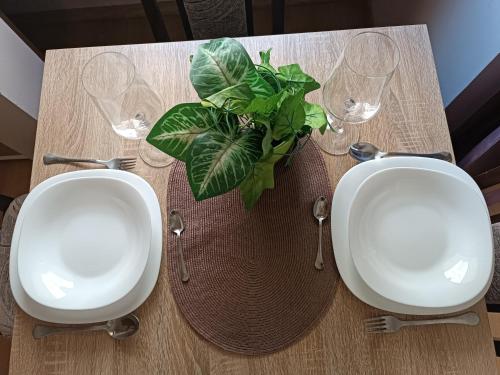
[
  {"x1": 169, "y1": 210, "x2": 190, "y2": 282},
  {"x1": 364, "y1": 311, "x2": 479, "y2": 334},
  {"x1": 349, "y1": 142, "x2": 453, "y2": 163},
  {"x1": 33, "y1": 314, "x2": 139, "y2": 340},
  {"x1": 313, "y1": 196, "x2": 329, "y2": 270},
  {"x1": 43, "y1": 153, "x2": 137, "y2": 170}
]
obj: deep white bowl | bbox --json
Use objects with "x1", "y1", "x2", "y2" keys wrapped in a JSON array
[
  {"x1": 348, "y1": 167, "x2": 493, "y2": 308},
  {"x1": 17, "y1": 176, "x2": 151, "y2": 311}
]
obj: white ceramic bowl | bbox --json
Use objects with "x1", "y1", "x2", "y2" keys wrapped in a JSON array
[
  {"x1": 17, "y1": 176, "x2": 151, "y2": 311},
  {"x1": 348, "y1": 167, "x2": 493, "y2": 308}
]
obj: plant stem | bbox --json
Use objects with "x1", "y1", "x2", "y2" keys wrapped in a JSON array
[{"x1": 255, "y1": 64, "x2": 282, "y2": 91}]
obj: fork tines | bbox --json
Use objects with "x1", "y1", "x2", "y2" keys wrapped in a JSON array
[
  {"x1": 364, "y1": 316, "x2": 389, "y2": 333},
  {"x1": 119, "y1": 158, "x2": 137, "y2": 170}
]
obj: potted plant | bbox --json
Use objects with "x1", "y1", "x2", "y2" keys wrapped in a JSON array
[{"x1": 147, "y1": 38, "x2": 327, "y2": 209}]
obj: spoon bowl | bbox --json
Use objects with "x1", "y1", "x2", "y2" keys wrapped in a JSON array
[
  {"x1": 169, "y1": 210, "x2": 185, "y2": 236},
  {"x1": 105, "y1": 314, "x2": 140, "y2": 339},
  {"x1": 349, "y1": 142, "x2": 385, "y2": 162},
  {"x1": 313, "y1": 196, "x2": 329, "y2": 221}
]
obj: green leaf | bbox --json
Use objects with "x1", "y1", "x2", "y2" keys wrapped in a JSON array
[
  {"x1": 271, "y1": 135, "x2": 296, "y2": 158},
  {"x1": 272, "y1": 90, "x2": 305, "y2": 140},
  {"x1": 146, "y1": 103, "x2": 215, "y2": 161},
  {"x1": 244, "y1": 93, "x2": 282, "y2": 115},
  {"x1": 258, "y1": 49, "x2": 276, "y2": 73},
  {"x1": 261, "y1": 124, "x2": 273, "y2": 158},
  {"x1": 259, "y1": 49, "x2": 271, "y2": 65},
  {"x1": 190, "y1": 38, "x2": 274, "y2": 99},
  {"x1": 257, "y1": 49, "x2": 280, "y2": 92},
  {"x1": 253, "y1": 113, "x2": 270, "y2": 126},
  {"x1": 187, "y1": 129, "x2": 263, "y2": 200},
  {"x1": 304, "y1": 102, "x2": 327, "y2": 128},
  {"x1": 240, "y1": 136, "x2": 295, "y2": 209},
  {"x1": 277, "y1": 64, "x2": 320, "y2": 94},
  {"x1": 201, "y1": 83, "x2": 255, "y2": 114}
]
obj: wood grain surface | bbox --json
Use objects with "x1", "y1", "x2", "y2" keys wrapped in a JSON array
[{"x1": 9, "y1": 25, "x2": 497, "y2": 374}]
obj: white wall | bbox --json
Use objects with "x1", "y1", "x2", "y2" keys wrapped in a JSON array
[
  {"x1": 371, "y1": 0, "x2": 500, "y2": 106},
  {"x1": 0, "y1": 18, "x2": 44, "y2": 119}
]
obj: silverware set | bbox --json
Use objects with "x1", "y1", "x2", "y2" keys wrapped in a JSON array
[
  {"x1": 38, "y1": 153, "x2": 139, "y2": 339},
  {"x1": 42, "y1": 141, "x2": 452, "y2": 171},
  {"x1": 37, "y1": 144, "x2": 463, "y2": 340}
]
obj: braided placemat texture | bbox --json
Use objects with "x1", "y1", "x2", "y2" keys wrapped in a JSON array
[{"x1": 166, "y1": 140, "x2": 339, "y2": 355}]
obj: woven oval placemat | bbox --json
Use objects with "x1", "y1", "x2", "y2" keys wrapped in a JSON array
[{"x1": 166, "y1": 140, "x2": 339, "y2": 355}]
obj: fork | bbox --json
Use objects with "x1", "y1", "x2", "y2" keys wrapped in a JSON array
[
  {"x1": 364, "y1": 312, "x2": 479, "y2": 333},
  {"x1": 43, "y1": 153, "x2": 136, "y2": 170}
]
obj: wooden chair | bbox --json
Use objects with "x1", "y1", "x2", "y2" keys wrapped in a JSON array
[
  {"x1": 178, "y1": 0, "x2": 251, "y2": 39},
  {"x1": 458, "y1": 125, "x2": 500, "y2": 223},
  {"x1": 141, "y1": 0, "x2": 286, "y2": 42},
  {"x1": 0, "y1": 195, "x2": 26, "y2": 337},
  {"x1": 486, "y1": 222, "x2": 500, "y2": 373}
]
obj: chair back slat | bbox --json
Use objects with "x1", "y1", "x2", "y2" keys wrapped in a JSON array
[
  {"x1": 182, "y1": 0, "x2": 249, "y2": 39},
  {"x1": 141, "y1": 0, "x2": 170, "y2": 42}
]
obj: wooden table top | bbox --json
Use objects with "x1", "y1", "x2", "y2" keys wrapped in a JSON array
[{"x1": 10, "y1": 25, "x2": 497, "y2": 374}]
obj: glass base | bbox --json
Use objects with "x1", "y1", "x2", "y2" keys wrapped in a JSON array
[
  {"x1": 313, "y1": 123, "x2": 360, "y2": 156},
  {"x1": 139, "y1": 140, "x2": 174, "y2": 168}
]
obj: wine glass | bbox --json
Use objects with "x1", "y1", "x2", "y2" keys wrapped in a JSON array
[
  {"x1": 314, "y1": 32, "x2": 400, "y2": 155},
  {"x1": 81, "y1": 52, "x2": 173, "y2": 167}
]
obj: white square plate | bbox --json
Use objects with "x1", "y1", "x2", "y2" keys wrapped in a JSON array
[
  {"x1": 348, "y1": 167, "x2": 493, "y2": 308},
  {"x1": 332, "y1": 157, "x2": 493, "y2": 315},
  {"x1": 17, "y1": 176, "x2": 152, "y2": 311},
  {"x1": 10, "y1": 170, "x2": 162, "y2": 323}
]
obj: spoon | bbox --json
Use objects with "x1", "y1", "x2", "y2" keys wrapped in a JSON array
[
  {"x1": 169, "y1": 210, "x2": 190, "y2": 282},
  {"x1": 313, "y1": 196, "x2": 329, "y2": 270},
  {"x1": 349, "y1": 142, "x2": 453, "y2": 163},
  {"x1": 32, "y1": 314, "x2": 139, "y2": 340}
]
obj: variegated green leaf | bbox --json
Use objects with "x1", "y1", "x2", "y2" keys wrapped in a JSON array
[
  {"x1": 187, "y1": 129, "x2": 263, "y2": 200},
  {"x1": 201, "y1": 83, "x2": 255, "y2": 114},
  {"x1": 146, "y1": 103, "x2": 215, "y2": 162},
  {"x1": 240, "y1": 136, "x2": 295, "y2": 209},
  {"x1": 190, "y1": 38, "x2": 274, "y2": 99}
]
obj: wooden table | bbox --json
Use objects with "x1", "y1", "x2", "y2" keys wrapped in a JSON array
[{"x1": 10, "y1": 25, "x2": 497, "y2": 374}]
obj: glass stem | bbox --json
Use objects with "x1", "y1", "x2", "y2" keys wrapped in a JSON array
[{"x1": 327, "y1": 114, "x2": 344, "y2": 135}]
